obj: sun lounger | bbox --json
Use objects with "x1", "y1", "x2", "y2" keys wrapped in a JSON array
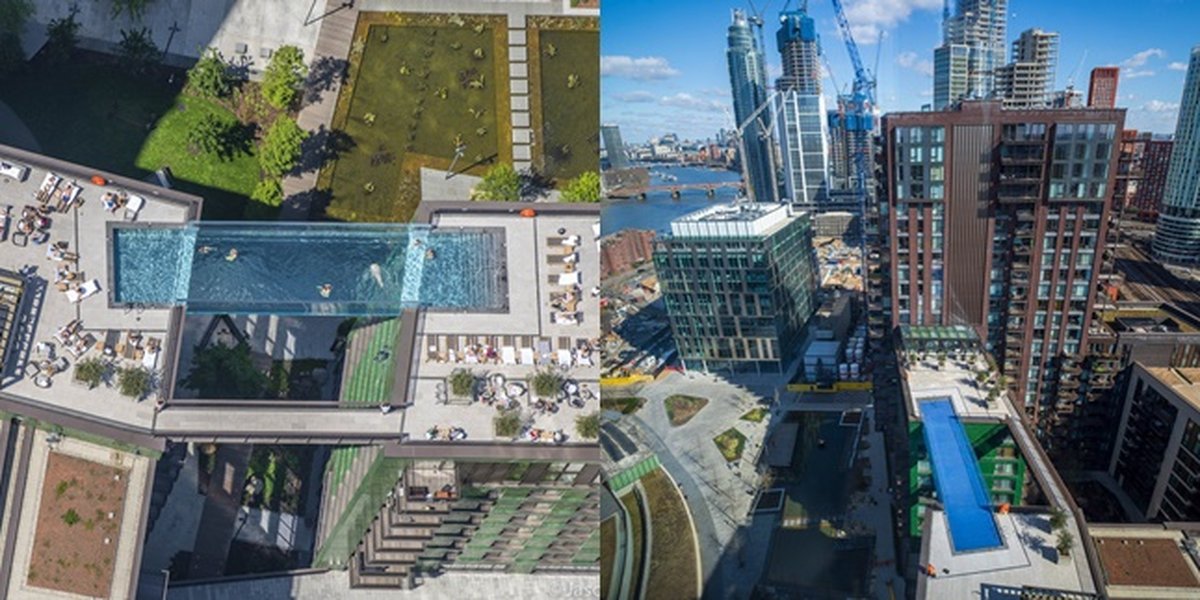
[
  {"x1": 563, "y1": 235, "x2": 581, "y2": 247},
  {"x1": 125, "y1": 195, "x2": 145, "y2": 221},
  {"x1": 142, "y1": 347, "x2": 160, "y2": 369},
  {"x1": 66, "y1": 279, "x2": 100, "y2": 303},
  {"x1": 519, "y1": 347, "x2": 535, "y2": 366},
  {"x1": 501, "y1": 346, "x2": 517, "y2": 365},
  {"x1": 557, "y1": 272, "x2": 581, "y2": 286},
  {"x1": 557, "y1": 349, "x2": 572, "y2": 368}
]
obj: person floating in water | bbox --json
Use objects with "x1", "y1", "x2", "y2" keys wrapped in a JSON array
[
  {"x1": 197, "y1": 245, "x2": 216, "y2": 255},
  {"x1": 369, "y1": 263, "x2": 385, "y2": 288},
  {"x1": 225, "y1": 248, "x2": 239, "y2": 262},
  {"x1": 318, "y1": 283, "x2": 333, "y2": 298},
  {"x1": 425, "y1": 248, "x2": 436, "y2": 260},
  {"x1": 412, "y1": 238, "x2": 423, "y2": 248}
]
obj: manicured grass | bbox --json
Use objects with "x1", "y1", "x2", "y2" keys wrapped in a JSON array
[
  {"x1": 642, "y1": 468, "x2": 698, "y2": 600},
  {"x1": 713, "y1": 427, "x2": 748, "y2": 462},
  {"x1": 740, "y1": 407, "x2": 768, "y2": 422},
  {"x1": 620, "y1": 490, "x2": 644, "y2": 599},
  {"x1": 531, "y1": 25, "x2": 599, "y2": 181},
  {"x1": 0, "y1": 58, "x2": 264, "y2": 220},
  {"x1": 664, "y1": 394, "x2": 708, "y2": 427},
  {"x1": 136, "y1": 96, "x2": 261, "y2": 215},
  {"x1": 324, "y1": 13, "x2": 508, "y2": 222},
  {"x1": 341, "y1": 318, "x2": 400, "y2": 406},
  {"x1": 600, "y1": 517, "x2": 617, "y2": 598},
  {"x1": 601, "y1": 396, "x2": 644, "y2": 414}
]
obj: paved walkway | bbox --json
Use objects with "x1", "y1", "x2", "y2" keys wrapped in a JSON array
[
  {"x1": 167, "y1": 569, "x2": 597, "y2": 599},
  {"x1": 280, "y1": 0, "x2": 359, "y2": 220},
  {"x1": 506, "y1": 16, "x2": 533, "y2": 171}
]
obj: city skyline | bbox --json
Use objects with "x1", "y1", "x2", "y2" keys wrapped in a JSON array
[{"x1": 602, "y1": 0, "x2": 1200, "y2": 141}]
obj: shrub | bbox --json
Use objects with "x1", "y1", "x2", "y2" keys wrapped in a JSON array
[
  {"x1": 42, "y1": 7, "x2": 79, "y2": 65},
  {"x1": 575, "y1": 412, "x2": 600, "y2": 439},
  {"x1": 117, "y1": 365, "x2": 151, "y2": 399},
  {"x1": 251, "y1": 178, "x2": 284, "y2": 206},
  {"x1": 1056, "y1": 529, "x2": 1074, "y2": 556},
  {"x1": 118, "y1": 27, "x2": 159, "y2": 75},
  {"x1": 1049, "y1": 507, "x2": 1067, "y2": 531},
  {"x1": 261, "y1": 45, "x2": 307, "y2": 110},
  {"x1": 530, "y1": 369, "x2": 562, "y2": 398},
  {"x1": 560, "y1": 171, "x2": 601, "y2": 203},
  {"x1": 258, "y1": 116, "x2": 306, "y2": 177},
  {"x1": 494, "y1": 409, "x2": 522, "y2": 438},
  {"x1": 188, "y1": 48, "x2": 231, "y2": 99},
  {"x1": 472, "y1": 163, "x2": 521, "y2": 201},
  {"x1": 62, "y1": 508, "x2": 81, "y2": 526},
  {"x1": 187, "y1": 113, "x2": 234, "y2": 158},
  {"x1": 448, "y1": 369, "x2": 476, "y2": 398},
  {"x1": 74, "y1": 357, "x2": 106, "y2": 389}
]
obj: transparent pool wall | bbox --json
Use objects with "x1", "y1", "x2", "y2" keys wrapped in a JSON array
[{"x1": 111, "y1": 222, "x2": 507, "y2": 315}]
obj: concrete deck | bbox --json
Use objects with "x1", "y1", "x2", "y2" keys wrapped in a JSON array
[
  {"x1": 906, "y1": 357, "x2": 1013, "y2": 420},
  {"x1": 0, "y1": 144, "x2": 199, "y2": 434}
]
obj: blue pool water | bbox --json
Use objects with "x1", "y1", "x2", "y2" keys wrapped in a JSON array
[
  {"x1": 919, "y1": 399, "x2": 1003, "y2": 553},
  {"x1": 111, "y1": 223, "x2": 506, "y2": 315}
]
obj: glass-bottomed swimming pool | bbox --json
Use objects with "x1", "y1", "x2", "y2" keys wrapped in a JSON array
[
  {"x1": 111, "y1": 223, "x2": 506, "y2": 315},
  {"x1": 919, "y1": 399, "x2": 1004, "y2": 553}
]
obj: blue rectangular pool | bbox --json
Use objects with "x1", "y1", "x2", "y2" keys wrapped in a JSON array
[
  {"x1": 919, "y1": 399, "x2": 1003, "y2": 552},
  {"x1": 111, "y1": 223, "x2": 507, "y2": 315}
]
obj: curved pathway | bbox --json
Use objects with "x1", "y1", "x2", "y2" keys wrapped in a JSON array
[
  {"x1": 622, "y1": 413, "x2": 725, "y2": 597},
  {"x1": 0, "y1": 98, "x2": 40, "y2": 152}
]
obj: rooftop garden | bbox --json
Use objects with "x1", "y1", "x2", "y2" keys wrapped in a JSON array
[
  {"x1": 28, "y1": 453, "x2": 128, "y2": 597},
  {"x1": 527, "y1": 16, "x2": 599, "y2": 182},
  {"x1": 321, "y1": 12, "x2": 510, "y2": 222}
]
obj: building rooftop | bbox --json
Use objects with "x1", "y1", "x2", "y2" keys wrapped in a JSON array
[
  {"x1": 1091, "y1": 524, "x2": 1200, "y2": 599},
  {"x1": 1139, "y1": 366, "x2": 1200, "y2": 414},
  {"x1": 904, "y1": 354, "x2": 1014, "y2": 421},
  {"x1": 667, "y1": 202, "x2": 802, "y2": 239}
]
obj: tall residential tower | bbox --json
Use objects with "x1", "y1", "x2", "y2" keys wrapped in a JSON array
[
  {"x1": 773, "y1": 7, "x2": 830, "y2": 206},
  {"x1": 994, "y1": 28, "x2": 1058, "y2": 109},
  {"x1": 933, "y1": 0, "x2": 1009, "y2": 109},
  {"x1": 727, "y1": 10, "x2": 777, "y2": 203},
  {"x1": 1153, "y1": 46, "x2": 1200, "y2": 263}
]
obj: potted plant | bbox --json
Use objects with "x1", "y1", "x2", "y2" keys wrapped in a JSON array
[
  {"x1": 530, "y1": 369, "x2": 563, "y2": 400},
  {"x1": 575, "y1": 412, "x2": 600, "y2": 440},
  {"x1": 117, "y1": 366, "x2": 152, "y2": 399},
  {"x1": 448, "y1": 369, "x2": 476, "y2": 399},
  {"x1": 74, "y1": 357, "x2": 107, "y2": 389},
  {"x1": 1056, "y1": 529, "x2": 1074, "y2": 558},
  {"x1": 494, "y1": 408, "x2": 523, "y2": 438}
]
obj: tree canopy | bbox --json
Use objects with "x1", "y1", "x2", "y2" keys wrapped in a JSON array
[
  {"x1": 261, "y1": 45, "x2": 307, "y2": 110},
  {"x1": 187, "y1": 48, "x2": 231, "y2": 99},
  {"x1": 472, "y1": 163, "x2": 521, "y2": 201},
  {"x1": 181, "y1": 342, "x2": 268, "y2": 399},
  {"x1": 251, "y1": 177, "x2": 284, "y2": 207},
  {"x1": 258, "y1": 116, "x2": 307, "y2": 178},
  {"x1": 560, "y1": 171, "x2": 601, "y2": 203}
]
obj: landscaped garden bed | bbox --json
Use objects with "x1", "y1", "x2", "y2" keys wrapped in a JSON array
[
  {"x1": 527, "y1": 16, "x2": 599, "y2": 182},
  {"x1": 642, "y1": 468, "x2": 698, "y2": 599},
  {"x1": 740, "y1": 407, "x2": 768, "y2": 422},
  {"x1": 664, "y1": 394, "x2": 708, "y2": 426},
  {"x1": 322, "y1": 12, "x2": 511, "y2": 222},
  {"x1": 242, "y1": 445, "x2": 315, "y2": 514},
  {"x1": 28, "y1": 452, "x2": 128, "y2": 597},
  {"x1": 713, "y1": 427, "x2": 748, "y2": 462},
  {"x1": 620, "y1": 490, "x2": 645, "y2": 598},
  {"x1": 601, "y1": 396, "x2": 644, "y2": 414}
]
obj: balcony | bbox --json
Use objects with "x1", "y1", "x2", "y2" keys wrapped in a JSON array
[
  {"x1": 998, "y1": 186, "x2": 1041, "y2": 203},
  {"x1": 1016, "y1": 210, "x2": 1036, "y2": 222},
  {"x1": 999, "y1": 147, "x2": 1046, "y2": 164},
  {"x1": 1013, "y1": 244, "x2": 1032, "y2": 256}
]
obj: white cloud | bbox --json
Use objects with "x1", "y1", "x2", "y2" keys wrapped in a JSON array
[
  {"x1": 1168, "y1": 61, "x2": 1189, "y2": 72},
  {"x1": 896, "y1": 51, "x2": 934, "y2": 77},
  {"x1": 1142, "y1": 99, "x2": 1180, "y2": 113},
  {"x1": 600, "y1": 56, "x2": 680, "y2": 80},
  {"x1": 842, "y1": 0, "x2": 943, "y2": 42},
  {"x1": 658, "y1": 93, "x2": 727, "y2": 113},
  {"x1": 1122, "y1": 48, "x2": 1165, "y2": 68},
  {"x1": 1124, "y1": 69, "x2": 1156, "y2": 79},
  {"x1": 612, "y1": 91, "x2": 656, "y2": 103}
]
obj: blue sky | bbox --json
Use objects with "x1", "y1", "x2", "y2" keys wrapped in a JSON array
[{"x1": 602, "y1": 0, "x2": 1198, "y2": 142}]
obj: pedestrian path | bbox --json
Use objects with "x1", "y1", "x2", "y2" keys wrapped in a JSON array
[{"x1": 507, "y1": 15, "x2": 534, "y2": 172}]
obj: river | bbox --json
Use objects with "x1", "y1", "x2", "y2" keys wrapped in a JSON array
[{"x1": 601, "y1": 165, "x2": 743, "y2": 235}]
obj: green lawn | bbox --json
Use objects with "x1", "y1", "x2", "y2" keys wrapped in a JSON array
[
  {"x1": 324, "y1": 14, "x2": 507, "y2": 222},
  {"x1": 620, "y1": 490, "x2": 644, "y2": 599},
  {"x1": 0, "y1": 59, "x2": 265, "y2": 220},
  {"x1": 642, "y1": 468, "x2": 698, "y2": 600},
  {"x1": 713, "y1": 428, "x2": 748, "y2": 462},
  {"x1": 534, "y1": 28, "x2": 599, "y2": 181}
]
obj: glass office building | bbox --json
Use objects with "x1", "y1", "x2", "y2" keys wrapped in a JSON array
[{"x1": 653, "y1": 203, "x2": 818, "y2": 373}]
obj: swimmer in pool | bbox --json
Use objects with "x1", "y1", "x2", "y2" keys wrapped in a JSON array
[
  {"x1": 197, "y1": 245, "x2": 216, "y2": 255},
  {"x1": 225, "y1": 248, "x2": 239, "y2": 262},
  {"x1": 425, "y1": 248, "x2": 436, "y2": 260},
  {"x1": 318, "y1": 283, "x2": 333, "y2": 298},
  {"x1": 369, "y1": 263, "x2": 385, "y2": 288}
]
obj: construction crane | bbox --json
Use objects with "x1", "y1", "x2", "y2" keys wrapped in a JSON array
[{"x1": 829, "y1": 0, "x2": 876, "y2": 306}]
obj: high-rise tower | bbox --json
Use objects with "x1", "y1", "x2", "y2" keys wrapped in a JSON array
[
  {"x1": 1087, "y1": 66, "x2": 1120, "y2": 109},
  {"x1": 994, "y1": 28, "x2": 1058, "y2": 109},
  {"x1": 773, "y1": 7, "x2": 829, "y2": 206},
  {"x1": 727, "y1": 9, "x2": 777, "y2": 203},
  {"x1": 933, "y1": 0, "x2": 1008, "y2": 109},
  {"x1": 1153, "y1": 46, "x2": 1200, "y2": 263}
]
